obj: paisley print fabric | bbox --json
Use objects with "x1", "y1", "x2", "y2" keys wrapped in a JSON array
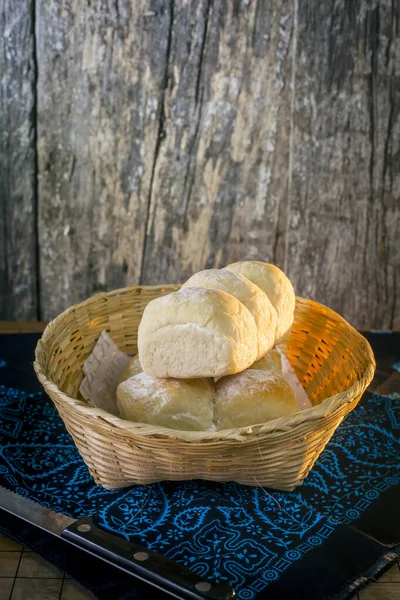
[{"x1": 0, "y1": 385, "x2": 399, "y2": 599}]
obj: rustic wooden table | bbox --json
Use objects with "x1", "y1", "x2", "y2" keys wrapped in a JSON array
[{"x1": 0, "y1": 322, "x2": 399, "y2": 600}]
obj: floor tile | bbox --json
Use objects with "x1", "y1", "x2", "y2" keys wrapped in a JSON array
[
  {"x1": 359, "y1": 583, "x2": 400, "y2": 599},
  {"x1": 376, "y1": 562, "x2": 400, "y2": 583},
  {"x1": 11, "y1": 578, "x2": 62, "y2": 600},
  {"x1": 60, "y1": 579, "x2": 97, "y2": 600},
  {"x1": 17, "y1": 552, "x2": 63, "y2": 578},
  {"x1": 0, "y1": 534, "x2": 23, "y2": 552},
  {"x1": 0, "y1": 551, "x2": 20, "y2": 577},
  {"x1": 0, "y1": 578, "x2": 14, "y2": 600}
]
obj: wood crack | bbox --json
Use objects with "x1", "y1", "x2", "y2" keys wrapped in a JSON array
[
  {"x1": 182, "y1": 0, "x2": 213, "y2": 231},
  {"x1": 0, "y1": 179, "x2": 9, "y2": 312},
  {"x1": 367, "y1": 7, "x2": 379, "y2": 205},
  {"x1": 362, "y1": 6, "x2": 380, "y2": 290},
  {"x1": 390, "y1": 270, "x2": 397, "y2": 330},
  {"x1": 31, "y1": 0, "x2": 41, "y2": 321},
  {"x1": 139, "y1": 0, "x2": 175, "y2": 284},
  {"x1": 381, "y1": 78, "x2": 395, "y2": 309},
  {"x1": 284, "y1": 0, "x2": 298, "y2": 274},
  {"x1": 194, "y1": 0, "x2": 211, "y2": 104}
]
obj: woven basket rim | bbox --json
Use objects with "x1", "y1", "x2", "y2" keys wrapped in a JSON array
[{"x1": 33, "y1": 286, "x2": 376, "y2": 443}]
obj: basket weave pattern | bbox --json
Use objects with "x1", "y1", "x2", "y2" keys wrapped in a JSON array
[{"x1": 34, "y1": 285, "x2": 375, "y2": 491}]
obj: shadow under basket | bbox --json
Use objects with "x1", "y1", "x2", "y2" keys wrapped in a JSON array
[{"x1": 34, "y1": 285, "x2": 375, "y2": 491}]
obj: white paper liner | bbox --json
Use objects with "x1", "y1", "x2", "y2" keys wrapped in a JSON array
[
  {"x1": 277, "y1": 348, "x2": 313, "y2": 410},
  {"x1": 80, "y1": 331, "x2": 130, "y2": 416},
  {"x1": 80, "y1": 331, "x2": 312, "y2": 419}
]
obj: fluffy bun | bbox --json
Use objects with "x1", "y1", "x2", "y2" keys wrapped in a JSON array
[
  {"x1": 120, "y1": 356, "x2": 142, "y2": 383},
  {"x1": 138, "y1": 287, "x2": 258, "y2": 378},
  {"x1": 249, "y1": 348, "x2": 282, "y2": 374},
  {"x1": 181, "y1": 269, "x2": 277, "y2": 360},
  {"x1": 225, "y1": 261, "x2": 295, "y2": 343},
  {"x1": 214, "y1": 370, "x2": 297, "y2": 430},
  {"x1": 116, "y1": 373, "x2": 214, "y2": 431}
]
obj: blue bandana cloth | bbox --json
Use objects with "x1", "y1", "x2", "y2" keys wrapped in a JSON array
[{"x1": 0, "y1": 383, "x2": 399, "y2": 599}]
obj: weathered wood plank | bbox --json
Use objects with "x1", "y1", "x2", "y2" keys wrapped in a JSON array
[
  {"x1": 37, "y1": 0, "x2": 171, "y2": 320},
  {"x1": 140, "y1": 0, "x2": 294, "y2": 283},
  {"x1": 0, "y1": 0, "x2": 38, "y2": 320},
  {"x1": 288, "y1": 0, "x2": 400, "y2": 330},
  {"x1": 35, "y1": 0, "x2": 399, "y2": 328},
  {"x1": 37, "y1": 0, "x2": 294, "y2": 318},
  {"x1": 359, "y1": 582, "x2": 400, "y2": 599},
  {"x1": 375, "y1": 562, "x2": 400, "y2": 582},
  {"x1": 0, "y1": 321, "x2": 47, "y2": 333}
]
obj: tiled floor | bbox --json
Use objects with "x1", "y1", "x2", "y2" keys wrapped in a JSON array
[
  {"x1": 357, "y1": 561, "x2": 400, "y2": 599},
  {"x1": 1, "y1": 532, "x2": 400, "y2": 599},
  {"x1": 0, "y1": 533, "x2": 95, "y2": 600}
]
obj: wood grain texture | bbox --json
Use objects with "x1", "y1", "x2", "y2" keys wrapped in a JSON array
[
  {"x1": 288, "y1": 0, "x2": 400, "y2": 330},
  {"x1": 358, "y1": 582, "x2": 400, "y2": 599},
  {"x1": 376, "y1": 562, "x2": 400, "y2": 582},
  {"x1": 0, "y1": 0, "x2": 38, "y2": 320},
  {"x1": 1, "y1": 0, "x2": 399, "y2": 327},
  {"x1": 37, "y1": 0, "x2": 294, "y2": 319},
  {"x1": 36, "y1": 0, "x2": 171, "y2": 320},
  {"x1": 0, "y1": 321, "x2": 47, "y2": 333},
  {"x1": 140, "y1": 0, "x2": 294, "y2": 283}
]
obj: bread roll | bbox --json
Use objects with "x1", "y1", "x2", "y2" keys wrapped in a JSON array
[
  {"x1": 249, "y1": 348, "x2": 282, "y2": 374},
  {"x1": 225, "y1": 261, "x2": 295, "y2": 343},
  {"x1": 117, "y1": 373, "x2": 214, "y2": 431},
  {"x1": 214, "y1": 370, "x2": 297, "y2": 430},
  {"x1": 120, "y1": 356, "x2": 142, "y2": 383},
  {"x1": 181, "y1": 269, "x2": 277, "y2": 360},
  {"x1": 138, "y1": 287, "x2": 258, "y2": 378}
]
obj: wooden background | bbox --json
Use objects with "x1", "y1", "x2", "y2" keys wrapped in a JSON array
[{"x1": 1, "y1": 0, "x2": 399, "y2": 328}]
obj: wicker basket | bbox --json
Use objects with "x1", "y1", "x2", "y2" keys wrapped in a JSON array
[{"x1": 34, "y1": 285, "x2": 375, "y2": 491}]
